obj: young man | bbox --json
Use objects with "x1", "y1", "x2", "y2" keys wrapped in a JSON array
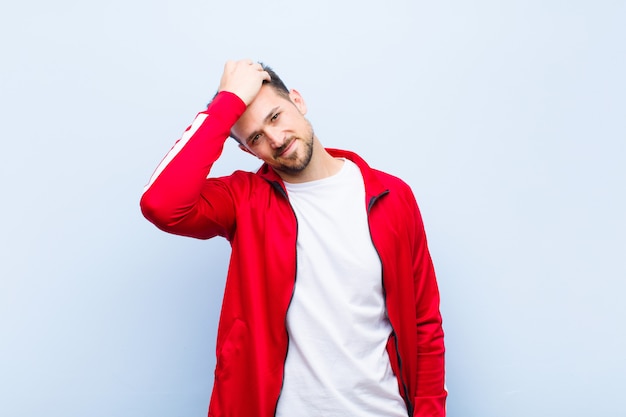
[{"x1": 141, "y1": 59, "x2": 446, "y2": 417}]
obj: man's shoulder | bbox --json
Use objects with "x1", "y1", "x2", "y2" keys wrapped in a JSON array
[
  {"x1": 370, "y1": 167, "x2": 411, "y2": 189},
  {"x1": 209, "y1": 168, "x2": 274, "y2": 193},
  {"x1": 328, "y1": 148, "x2": 415, "y2": 196},
  {"x1": 371, "y1": 168, "x2": 418, "y2": 207}
]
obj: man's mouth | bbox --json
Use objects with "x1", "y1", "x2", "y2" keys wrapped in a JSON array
[{"x1": 277, "y1": 138, "x2": 295, "y2": 157}]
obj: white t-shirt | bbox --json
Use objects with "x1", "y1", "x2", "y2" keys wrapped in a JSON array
[{"x1": 276, "y1": 160, "x2": 407, "y2": 417}]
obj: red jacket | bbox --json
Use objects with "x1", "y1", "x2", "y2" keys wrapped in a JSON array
[{"x1": 141, "y1": 92, "x2": 446, "y2": 417}]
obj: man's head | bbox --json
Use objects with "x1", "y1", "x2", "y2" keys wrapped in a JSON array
[{"x1": 230, "y1": 66, "x2": 315, "y2": 177}]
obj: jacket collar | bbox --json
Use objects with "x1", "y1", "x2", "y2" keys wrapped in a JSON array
[{"x1": 257, "y1": 148, "x2": 389, "y2": 201}]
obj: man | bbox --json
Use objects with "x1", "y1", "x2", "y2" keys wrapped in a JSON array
[{"x1": 141, "y1": 59, "x2": 446, "y2": 417}]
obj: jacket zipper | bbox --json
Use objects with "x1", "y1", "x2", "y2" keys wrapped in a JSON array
[{"x1": 368, "y1": 191, "x2": 413, "y2": 416}]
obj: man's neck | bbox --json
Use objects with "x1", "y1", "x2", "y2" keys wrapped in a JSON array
[{"x1": 278, "y1": 139, "x2": 344, "y2": 184}]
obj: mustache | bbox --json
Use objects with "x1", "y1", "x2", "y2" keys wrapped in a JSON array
[{"x1": 275, "y1": 137, "x2": 295, "y2": 157}]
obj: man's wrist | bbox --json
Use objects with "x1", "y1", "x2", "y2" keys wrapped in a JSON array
[{"x1": 207, "y1": 91, "x2": 247, "y2": 126}]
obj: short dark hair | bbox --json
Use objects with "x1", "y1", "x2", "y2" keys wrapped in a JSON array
[{"x1": 260, "y1": 63, "x2": 290, "y2": 98}]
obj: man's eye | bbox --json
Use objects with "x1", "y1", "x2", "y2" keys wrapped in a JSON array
[
  {"x1": 251, "y1": 134, "x2": 261, "y2": 144},
  {"x1": 271, "y1": 113, "x2": 279, "y2": 122}
]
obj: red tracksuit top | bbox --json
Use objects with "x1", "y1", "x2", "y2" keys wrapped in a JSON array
[{"x1": 140, "y1": 91, "x2": 446, "y2": 417}]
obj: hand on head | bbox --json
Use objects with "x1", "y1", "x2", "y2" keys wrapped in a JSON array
[{"x1": 218, "y1": 59, "x2": 271, "y2": 106}]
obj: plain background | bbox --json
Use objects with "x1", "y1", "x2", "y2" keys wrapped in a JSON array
[{"x1": 1, "y1": 1, "x2": 624, "y2": 416}]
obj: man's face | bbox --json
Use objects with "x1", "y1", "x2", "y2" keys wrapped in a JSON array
[{"x1": 232, "y1": 85, "x2": 314, "y2": 176}]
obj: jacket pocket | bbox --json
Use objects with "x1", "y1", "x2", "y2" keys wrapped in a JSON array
[
  {"x1": 215, "y1": 318, "x2": 247, "y2": 381},
  {"x1": 210, "y1": 319, "x2": 249, "y2": 416}
]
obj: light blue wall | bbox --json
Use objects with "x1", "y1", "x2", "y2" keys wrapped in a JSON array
[{"x1": 1, "y1": 1, "x2": 624, "y2": 416}]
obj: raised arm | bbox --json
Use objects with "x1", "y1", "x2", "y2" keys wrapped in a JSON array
[{"x1": 140, "y1": 60, "x2": 270, "y2": 239}]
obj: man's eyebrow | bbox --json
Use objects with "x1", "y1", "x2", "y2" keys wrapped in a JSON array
[
  {"x1": 245, "y1": 106, "x2": 280, "y2": 144},
  {"x1": 264, "y1": 106, "x2": 280, "y2": 123}
]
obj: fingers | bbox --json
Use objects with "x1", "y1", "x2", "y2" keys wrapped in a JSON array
[
  {"x1": 250, "y1": 61, "x2": 271, "y2": 83},
  {"x1": 243, "y1": 60, "x2": 270, "y2": 80},
  {"x1": 218, "y1": 59, "x2": 271, "y2": 105},
  {"x1": 224, "y1": 59, "x2": 263, "y2": 73}
]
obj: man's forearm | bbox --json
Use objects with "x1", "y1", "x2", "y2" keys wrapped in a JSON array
[{"x1": 140, "y1": 91, "x2": 246, "y2": 236}]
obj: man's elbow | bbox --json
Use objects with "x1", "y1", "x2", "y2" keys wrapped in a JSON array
[{"x1": 140, "y1": 190, "x2": 173, "y2": 229}]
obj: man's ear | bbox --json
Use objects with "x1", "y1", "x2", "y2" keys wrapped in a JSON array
[{"x1": 289, "y1": 89, "x2": 307, "y2": 115}]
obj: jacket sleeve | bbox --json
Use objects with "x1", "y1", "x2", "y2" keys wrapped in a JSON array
[
  {"x1": 411, "y1": 193, "x2": 447, "y2": 416},
  {"x1": 140, "y1": 91, "x2": 247, "y2": 240}
]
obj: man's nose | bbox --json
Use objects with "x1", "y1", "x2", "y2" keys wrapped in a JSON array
[{"x1": 265, "y1": 127, "x2": 285, "y2": 149}]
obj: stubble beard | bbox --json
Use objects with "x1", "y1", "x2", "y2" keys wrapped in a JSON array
[{"x1": 273, "y1": 124, "x2": 315, "y2": 175}]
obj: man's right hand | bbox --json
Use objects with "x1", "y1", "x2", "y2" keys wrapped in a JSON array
[{"x1": 217, "y1": 59, "x2": 271, "y2": 106}]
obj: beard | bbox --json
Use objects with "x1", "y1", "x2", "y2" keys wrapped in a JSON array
[{"x1": 272, "y1": 122, "x2": 315, "y2": 175}]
